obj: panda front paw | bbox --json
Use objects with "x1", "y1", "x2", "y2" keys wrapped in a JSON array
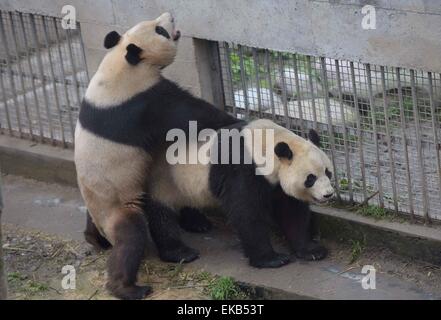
[
  {"x1": 249, "y1": 252, "x2": 291, "y2": 268},
  {"x1": 295, "y1": 242, "x2": 328, "y2": 261},
  {"x1": 159, "y1": 244, "x2": 200, "y2": 263}
]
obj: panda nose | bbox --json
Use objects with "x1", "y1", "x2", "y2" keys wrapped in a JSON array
[{"x1": 324, "y1": 192, "x2": 334, "y2": 199}]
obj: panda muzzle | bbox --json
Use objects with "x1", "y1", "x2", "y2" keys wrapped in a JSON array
[{"x1": 172, "y1": 30, "x2": 181, "y2": 41}]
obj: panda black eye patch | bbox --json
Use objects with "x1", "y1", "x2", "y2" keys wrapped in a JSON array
[
  {"x1": 325, "y1": 168, "x2": 332, "y2": 179},
  {"x1": 304, "y1": 174, "x2": 317, "y2": 188},
  {"x1": 155, "y1": 26, "x2": 170, "y2": 39}
]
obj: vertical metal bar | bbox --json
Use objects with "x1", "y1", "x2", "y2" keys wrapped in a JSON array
[
  {"x1": 30, "y1": 14, "x2": 54, "y2": 143},
  {"x1": 350, "y1": 62, "x2": 368, "y2": 201},
  {"x1": 252, "y1": 48, "x2": 262, "y2": 117},
  {"x1": 42, "y1": 17, "x2": 65, "y2": 146},
  {"x1": 264, "y1": 50, "x2": 276, "y2": 120},
  {"x1": 320, "y1": 57, "x2": 340, "y2": 200},
  {"x1": 53, "y1": 17, "x2": 74, "y2": 143},
  {"x1": 224, "y1": 43, "x2": 237, "y2": 117},
  {"x1": 207, "y1": 41, "x2": 227, "y2": 111},
  {"x1": 237, "y1": 45, "x2": 249, "y2": 119},
  {"x1": 65, "y1": 28, "x2": 82, "y2": 110},
  {"x1": 9, "y1": 12, "x2": 34, "y2": 139},
  {"x1": 396, "y1": 68, "x2": 415, "y2": 219},
  {"x1": 0, "y1": 12, "x2": 23, "y2": 137},
  {"x1": 19, "y1": 12, "x2": 44, "y2": 141},
  {"x1": 277, "y1": 54, "x2": 290, "y2": 128},
  {"x1": 380, "y1": 66, "x2": 398, "y2": 212},
  {"x1": 428, "y1": 72, "x2": 441, "y2": 210},
  {"x1": 410, "y1": 69, "x2": 430, "y2": 223},
  {"x1": 366, "y1": 63, "x2": 384, "y2": 206},
  {"x1": 335, "y1": 59, "x2": 353, "y2": 202},
  {"x1": 78, "y1": 22, "x2": 90, "y2": 82},
  {"x1": 292, "y1": 54, "x2": 305, "y2": 136},
  {"x1": 306, "y1": 56, "x2": 318, "y2": 130},
  {"x1": 0, "y1": 70, "x2": 12, "y2": 135}
]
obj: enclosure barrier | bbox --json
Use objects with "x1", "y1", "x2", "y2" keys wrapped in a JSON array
[
  {"x1": 218, "y1": 42, "x2": 441, "y2": 222},
  {"x1": 0, "y1": 10, "x2": 88, "y2": 147},
  {"x1": 0, "y1": 9, "x2": 440, "y2": 222}
]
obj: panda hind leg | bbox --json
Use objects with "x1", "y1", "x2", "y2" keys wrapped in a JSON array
[
  {"x1": 179, "y1": 207, "x2": 212, "y2": 233},
  {"x1": 84, "y1": 211, "x2": 112, "y2": 250},
  {"x1": 145, "y1": 199, "x2": 199, "y2": 263},
  {"x1": 272, "y1": 186, "x2": 328, "y2": 261},
  {"x1": 106, "y1": 209, "x2": 151, "y2": 300}
]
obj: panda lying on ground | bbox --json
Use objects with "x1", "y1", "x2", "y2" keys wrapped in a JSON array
[{"x1": 75, "y1": 13, "x2": 332, "y2": 300}]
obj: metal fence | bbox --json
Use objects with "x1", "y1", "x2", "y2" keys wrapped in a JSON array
[
  {"x1": 0, "y1": 9, "x2": 440, "y2": 222},
  {"x1": 219, "y1": 42, "x2": 441, "y2": 222},
  {"x1": 0, "y1": 10, "x2": 88, "y2": 147}
]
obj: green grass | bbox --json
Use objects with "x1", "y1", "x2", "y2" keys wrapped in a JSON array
[
  {"x1": 26, "y1": 281, "x2": 49, "y2": 293},
  {"x1": 356, "y1": 204, "x2": 390, "y2": 220},
  {"x1": 207, "y1": 276, "x2": 246, "y2": 300},
  {"x1": 8, "y1": 272, "x2": 48, "y2": 294},
  {"x1": 7, "y1": 271, "x2": 27, "y2": 284},
  {"x1": 349, "y1": 240, "x2": 364, "y2": 264}
]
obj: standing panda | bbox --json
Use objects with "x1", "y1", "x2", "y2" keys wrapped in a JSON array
[
  {"x1": 75, "y1": 13, "x2": 239, "y2": 299},
  {"x1": 147, "y1": 119, "x2": 334, "y2": 268}
]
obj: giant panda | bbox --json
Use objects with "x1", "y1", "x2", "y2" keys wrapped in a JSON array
[
  {"x1": 74, "y1": 12, "x2": 239, "y2": 300},
  {"x1": 147, "y1": 118, "x2": 334, "y2": 269}
]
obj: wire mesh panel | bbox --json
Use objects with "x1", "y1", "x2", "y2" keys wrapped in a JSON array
[
  {"x1": 219, "y1": 42, "x2": 441, "y2": 222},
  {"x1": 0, "y1": 10, "x2": 88, "y2": 147}
]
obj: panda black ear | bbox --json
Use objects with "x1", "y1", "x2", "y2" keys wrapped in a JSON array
[
  {"x1": 274, "y1": 142, "x2": 293, "y2": 161},
  {"x1": 308, "y1": 129, "x2": 321, "y2": 148},
  {"x1": 104, "y1": 31, "x2": 121, "y2": 49},
  {"x1": 125, "y1": 43, "x2": 143, "y2": 65}
]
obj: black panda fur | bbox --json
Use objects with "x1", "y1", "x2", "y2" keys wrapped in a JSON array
[{"x1": 79, "y1": 78, "x2": 238, "y2": 152}]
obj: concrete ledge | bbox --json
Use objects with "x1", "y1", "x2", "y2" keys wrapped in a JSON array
[
  {"x1": 0, "y1": 135, "x2": 77, "y2": 187},
  {"x1": 314, "y1": 206, "x2": 441, "y2": 266},
  {"x1": 1, "y1": 135, "x2": 441, "y2": 266}
]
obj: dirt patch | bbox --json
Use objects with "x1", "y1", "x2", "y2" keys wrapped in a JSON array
[
  {"x1": 325, "y1": 240, "x2": 441, "y2": 295},
  {"x1": 2, "y1": 223, "x2": 213, "y2": 300}
]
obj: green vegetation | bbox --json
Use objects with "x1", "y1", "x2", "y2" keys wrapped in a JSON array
[
  {"x1": 349, "y1": 239, "x2": 364, "y2": 264},
  {"x1": 7, "y1": 271, "x2": 27, "y2": 284},
  {"x1": 230, "y1": 52, "x2": 269, "y2": 88},
  {"x1": 26, "y1": 281, "x2": 49, "y2": 293},
  {"x1": 356, "y1": 204, "x2": 390, "y2": 220},
  {"x1": 8, "y1": 272, "x2": 48, "y2": 295},
  {"x1": 207, "y1": 276, "x2": 246, "y2": 300}
]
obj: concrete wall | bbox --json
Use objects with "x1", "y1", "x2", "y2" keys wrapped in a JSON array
[{"x1": 1, "y1": 0, "x2": 441, "y2": 101}]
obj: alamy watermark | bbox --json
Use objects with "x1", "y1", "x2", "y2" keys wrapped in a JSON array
[
  {"x1": 361, "y1": 265, "x2": 376, "y2": 290},
  {"x1": 361, "y1": 5, "x2": 376, "y2": 30},
  {"x1": 166, "y1": 121, "x2": 275, "y2": 175},
  {"x1": 61, "y1": 5, "x2": 76, "y2": 29},
  {"x1": 61, "y1": 265, "x2": 76, "y2": 290}
]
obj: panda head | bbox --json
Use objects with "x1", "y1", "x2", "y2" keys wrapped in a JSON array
[
  {"x1": 274, "y1": 129, "x2": 334, "y2": 203},
  {"x1": 103, "y1": 12, "x2": 180, "y2": 68}
]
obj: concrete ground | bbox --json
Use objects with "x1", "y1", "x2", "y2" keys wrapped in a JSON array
[{"x1": 2, "y1": 174, "x2": 441, "y2": 300}]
